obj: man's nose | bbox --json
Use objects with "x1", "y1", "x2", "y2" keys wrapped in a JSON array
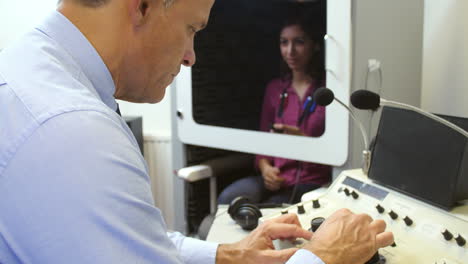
[{"x1": 182, "y1": 41, "x2": 196, "y2": 67}]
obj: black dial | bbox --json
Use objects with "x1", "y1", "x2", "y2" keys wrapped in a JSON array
[
  {"x1": 389, "y1": 210, "x2": 398, "y2": 220},
  {"x1": 365, "y1": 252, "x2": 381, "y2": 264},
  {"x1": 403, "y1": 216, "x2": 413, "y2": 226},
  {"x1": 376, "y1": 204, "x2": 385, "y2": 214},
  {"x1": 344, "y1": 188, "x2": 350, "y2": 196},
  {"x1": 297, "y1": 204, "x2": 305, "y2": 214},
  {"x1": 310, "y1": 217, "x2": 325, "y2": 232},
  {"x1": 442, "y1": 229, "x2": 453, "y2": 241},
  {"x1": 312, "y1": 199, "x2": 321, "y2": 209},
  {"x1": 351, "y1": 191, "x2": 359, "y2": 199},
  {"x1": 455, "y1": 234, "x2": 466, "y2": 247}
]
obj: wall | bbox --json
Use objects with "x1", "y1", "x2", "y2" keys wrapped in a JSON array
[
  {"x1": 118, "y1": 88, "x2": 173, "y2": 138},
  {"x1": 0, "y1": 0, "x2": 173, "y2": 135},
  {"x1": 421, "y1": 0, "x2": 468, "y2": 118},
  {"x1": 0, "y1": 0, "x2": 58, "y2": 49}
]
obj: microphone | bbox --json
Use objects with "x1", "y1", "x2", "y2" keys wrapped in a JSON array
[
  {"x1": 314, "y1": 87, "x2": 372, "y2": 174},
  {"x1": 351, "y1": 90, "x2": 468, "y2": 138}
]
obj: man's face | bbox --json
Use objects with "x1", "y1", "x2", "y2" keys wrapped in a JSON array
[{"x1": 120, "y1": 0, "x2": 214, "y2": 103}]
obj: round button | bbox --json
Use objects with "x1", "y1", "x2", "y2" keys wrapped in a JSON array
[
  {"x1": 344, "y1": 188, "x2": 350, "y2": 196},
  {"x1": 455, "y1": 234, "x2": 466, "y2": 247},
  {"x1": 297, "y1": 204, "x2": 305, "y2": 214},
  {"x1": 442, "y1": 229, "x2": 453, "y2": 241},
  {"x1": 376, "y1": 204, "x2": 385, "y2": 214},
  {"x1": 365, "y1": 252, "x2": 380, "y2": 264},
  {"x1": 312, "y1": 199, "x2": 321, "y2": 209},
  {"x1": 389, "y1": 210, "x2": 398, "y2": 220},
  {"x1": 403, "y1": 216, "x2": 413, "y2": 226},
  {"x1": 310, "y1": 217, "x2": 325, "y2": 232}
]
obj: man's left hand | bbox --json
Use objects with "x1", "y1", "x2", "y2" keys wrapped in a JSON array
[{"x1": 216, "y1": 213, "x2": 312, "y2": 264}]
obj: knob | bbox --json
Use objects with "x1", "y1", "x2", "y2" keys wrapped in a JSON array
[
  {"x1": 344, "y1": 188, "x2": 350, "y2": 196},
  {"x1": 391, "y1": 242, "x2": 397, "y2": 247},
  {"x1": 376, "y1": 204, "x2": 385, "y2": 214},
  {"x1": 455, "y1": 234, "x2": 466, "y2": 247},
  {"x1": 365, "y1": 252, "x2": 380, "y2": 264},
  {"x1": 312, "y1": 199, "x2": 321, "y2": 209},
  {"x1": 281, "y1": 210, "x2": 288, "y2": 215},
  {"x1": 297, "y1": 204, "x2": 305, "y2": 214},
  {"x1": 442, "y1": 229, "x2": 453, "y2": 241},
  {"x1": 310, "y1": 217, "x2": 325, "y2": 232},
  {"x1": 403, "y1": 216, "x2": 413, "y2": 226},
  {"x1": 389, "y1": 210, "x2": 398, "y2": 220},
  {"x1": 351, "y1": 191, "x2": 359, "y2": 199}
]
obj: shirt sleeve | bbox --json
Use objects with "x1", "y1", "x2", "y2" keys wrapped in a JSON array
[
  {"x1": 1, "y1": 110, "x2": 185, "y2": 263},
  {"x1": 168, "y1": 232, "x2": 219, "y2": 264},
  {"x1": 286, "y1": 249, "x2": 326, "y2": 264}
]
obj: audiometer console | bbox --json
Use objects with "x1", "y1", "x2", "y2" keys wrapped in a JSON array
[{"x1": 261, "y1": 169, "x2": 468, "y2": 263}]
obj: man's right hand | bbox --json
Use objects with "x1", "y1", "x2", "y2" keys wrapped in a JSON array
[
  {"x1": 302, "y1": 208, "x2": 394, "y2": 264},
  {"x1": 260, "y1": 164, "x2": 284, "y2": 191}
]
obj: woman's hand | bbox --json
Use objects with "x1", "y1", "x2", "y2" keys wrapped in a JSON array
[
  {"x1": 259, "y1": 159, "x2": 284, "y2": 191},
  {"x1": 272, "y1": 123, "x2": 305, "y2": 136}
]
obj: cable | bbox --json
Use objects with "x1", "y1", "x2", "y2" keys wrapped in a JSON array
[{"x1": 288, "y1": 162, "x2": 303, "y2": 204}]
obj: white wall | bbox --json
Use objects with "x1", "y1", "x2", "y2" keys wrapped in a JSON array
[
  {"x1": 0, "y1": 0, "x2": 58, "y2": 49},
  {"x1": 118, "y1": 88, "x2": 173, "y2": 137},
  {"x1": 421, "y1": 0, "x2": 468, "y2": 118},
  {"x1": 0, "y1": 0, "x2": 173, "y2": 136}
]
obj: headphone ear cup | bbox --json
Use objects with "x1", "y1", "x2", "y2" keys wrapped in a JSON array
[
  {"x1": 228, "y1": 196, "x2": 251, "y2": 219},
  {"x1": 234, "y1": 203, "x2": 263, "y2": 231}
]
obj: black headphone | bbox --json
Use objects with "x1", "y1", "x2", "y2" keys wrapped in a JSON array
[
  {"x1": 228, "y1": 196, "x2": 263, "y2": 230},
  {"x1": 228, "y1": 196, "x2": 286, "y2": 230}
]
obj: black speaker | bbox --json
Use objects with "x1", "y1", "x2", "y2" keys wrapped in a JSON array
[
  {"x1": 369, "y1": 106, "x2": 468, "y2": 210},
  {"x1": 123, "y1": 116, "x2": 144, "y2": 155}
]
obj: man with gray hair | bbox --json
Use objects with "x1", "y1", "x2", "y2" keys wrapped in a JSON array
[{"x1": 0, "y1": 0, "x2": 393, "y2": 263}]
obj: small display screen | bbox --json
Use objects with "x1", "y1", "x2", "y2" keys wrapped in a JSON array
[{"x1": 342, "y1": 177, "x2": 389, "y2": 201}]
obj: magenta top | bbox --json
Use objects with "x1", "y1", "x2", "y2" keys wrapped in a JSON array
[{"x1": 255, "y1": 77, "x2": 331, "y2": 187}]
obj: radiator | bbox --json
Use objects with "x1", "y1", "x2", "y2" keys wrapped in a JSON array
[{"x1": 143, "y1": 133, "x2": 175, "y2": 230}]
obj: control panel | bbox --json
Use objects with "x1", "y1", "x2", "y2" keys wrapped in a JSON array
[{"x1": 261, "y1": 170, "x2": 468, "y2": 263}]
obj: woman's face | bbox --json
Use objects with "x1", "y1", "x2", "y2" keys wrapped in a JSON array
[{"x1": 280, "y1": 24, "x2": 315, "y2": 73}]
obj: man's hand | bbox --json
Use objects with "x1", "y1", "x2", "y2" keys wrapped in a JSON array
[
  {"x1": 260, "y1": 163, "x2": 284, "y2": 191},
  {"x1": 302, "y1": 208, "x2": 394, "y2": 264},
  {"x1": 216, "y1": 214, "x2": 312, "y2": 264},
  {"x1": 272, "y1": 124, "x2": 305, "y2": 136}
]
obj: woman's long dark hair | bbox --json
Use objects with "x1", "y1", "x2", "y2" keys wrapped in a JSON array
[{"x1": 279, "y1": 7, "x2": 326, "y2": 82}]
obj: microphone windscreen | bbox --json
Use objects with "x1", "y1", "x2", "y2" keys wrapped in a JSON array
[
  {"x1": 351, "y1": 90, "x2": 381, "y2": 110},
  {"x1": 314, "y1": 87, "x2": 334, "y2": 106}
]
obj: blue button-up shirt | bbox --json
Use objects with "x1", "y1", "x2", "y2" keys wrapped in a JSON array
[
  {"x1": 0, "y1": 11, "x2": 219, "y2": 264},
  {"x1": 0, "y1": 10, "x2": 323, "y2": 264}
]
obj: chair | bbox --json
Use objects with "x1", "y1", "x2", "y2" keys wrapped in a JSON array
[{"x1": 177, "y1": 153, "x2": 253, "y2": 239}]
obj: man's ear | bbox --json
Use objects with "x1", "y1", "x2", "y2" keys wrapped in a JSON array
[{"x1": 129, "y1": 0, "x2": 152, "y2": 26}]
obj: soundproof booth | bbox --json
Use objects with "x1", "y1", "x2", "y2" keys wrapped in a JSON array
[{"x1": 168, "y1": 0, "x2": 467, "y2": 263}]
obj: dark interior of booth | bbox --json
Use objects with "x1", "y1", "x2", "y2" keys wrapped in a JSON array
[{"x1": 185, "y1": 0, "x2": 327, "y2": 235}]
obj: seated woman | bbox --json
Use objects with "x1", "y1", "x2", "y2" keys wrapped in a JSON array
[{"x1": 218, "y1": 12, "x2": 331, "y2": 205}]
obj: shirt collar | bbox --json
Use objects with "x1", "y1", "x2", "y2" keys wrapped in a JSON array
[{"x1": 35, "y1": 11, "x2": 117, "y2": 111}]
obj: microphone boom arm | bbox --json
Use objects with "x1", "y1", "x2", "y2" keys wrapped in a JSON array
[
  {"x1": 335, "y1": 98, "x2": 369, "y2": 150},
  {"x1": 335, "y1": 97, "x2": 372, "y2": 175}
]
